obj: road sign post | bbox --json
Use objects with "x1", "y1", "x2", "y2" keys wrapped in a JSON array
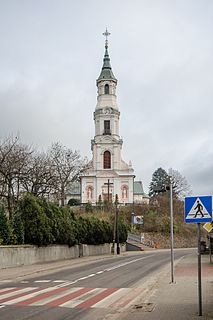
[
  {"x1": 184, "y1": 195, "x2": 212, "y2": 317},
  {"x1": 197, "y1": 222, "x2": 202, "y2": 316}
]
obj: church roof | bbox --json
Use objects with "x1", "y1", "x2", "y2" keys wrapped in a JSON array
[
  {"x1": 97, "y1": 44, "x2": 117, "y2": 82},
  {"x1": 134, "y1": 181, "x2": 145, "y2": 195}
]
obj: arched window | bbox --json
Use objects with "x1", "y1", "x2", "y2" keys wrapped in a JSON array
[
  {"x1": 103, "y1": 151, "x2": 111, "y2": 169},
  {"x1": 104, "y1": 84, "x2": 109, "y2": 94}
]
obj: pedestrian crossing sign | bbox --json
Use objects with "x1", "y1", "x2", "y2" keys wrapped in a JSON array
[{"x1": 184, "y1": 196, "x2": 212, "y2": 223}]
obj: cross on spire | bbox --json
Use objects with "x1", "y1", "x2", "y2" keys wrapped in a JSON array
[{"x1": 103, "y1": 28, "x2": 110, "y2": 48}]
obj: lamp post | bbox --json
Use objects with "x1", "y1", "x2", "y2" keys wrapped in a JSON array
[
  {"x1": 169, "y1": 177, "x2": 175, "y2": 283},
  {"x1": 153, "y1": 178, "x2": 175, "y2": 283},
  {"x1": 115, "y1": 194, "x2": 120, "y2": 254}
]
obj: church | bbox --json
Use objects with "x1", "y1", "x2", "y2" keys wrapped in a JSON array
[
  {"x1": 67, "y1": 30, "x2": 148, "y2": 205},
  {"x1": 79, "y1": 30, "x2": 148, "y2": 205}
]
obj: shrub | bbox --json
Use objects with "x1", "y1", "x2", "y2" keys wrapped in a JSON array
[
  {"x1": 17, "y1": 194, "x2": 53, "y2": 246},
  {"x1": 68, "y1": 198, "x2": 80, "y2": 206},
  {"x1": 85, "y1": 202, "x2": 93, "y2": 213},
  {"x1": 0, "y1": 205, "x2": 10, "y2": 244},
  {"x1": 12, "y1": 213, "x2": 25, "y2": 244},
  {"x1": 76, "y1": 216, "x2": 112, "y2": 245}
]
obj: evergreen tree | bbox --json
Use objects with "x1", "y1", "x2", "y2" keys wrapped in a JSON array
[
  {"x1": 149, "y1": 167, "x2": 169, "y2": 197},
  {"x1": 0, "y1": 205, "x2": 10, "y2": 244},
  {"x1": 12, "y1": 213, "x2": 24, "y2": 244}
]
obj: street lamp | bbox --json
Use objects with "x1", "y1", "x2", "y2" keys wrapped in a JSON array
[
  {"x1": 169, "y1": 178, "x2": 175, "y2": 283},
  {"x1": 115, "y1": 194, "x2": 120, "y2": 254},
  {"x1": 153, "y1": 178, "x2": 175, "y2": 283}
]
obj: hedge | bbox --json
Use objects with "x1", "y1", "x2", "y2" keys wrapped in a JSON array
[{"x1": 0, "y1": 194, "x2": 128, "y2": 246}]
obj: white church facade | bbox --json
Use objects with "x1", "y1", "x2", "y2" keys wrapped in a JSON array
[{"x1": 80, "y1": 30, "x2": 135, "y2": 205}]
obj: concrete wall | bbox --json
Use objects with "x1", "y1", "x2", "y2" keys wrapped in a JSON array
[
  {"x1": 0, "y1": 243, "x2": 126, "y2": 269},
  {"x1": 81, "y1": 243, "x2": 126, "y2": 257}
]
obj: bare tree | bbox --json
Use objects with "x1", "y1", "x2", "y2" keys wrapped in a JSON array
[
  {"x1": 22, "y1": 152, "x2": 56, "y2": 198},
  {"x1": 0, "y1": 136, "x2": 32, "y2": 219},
  {"x1": 48, "y1": 142, "x2": 87, "y2": 206},
  {"x1": 169, "y1": 168, "x2": 192, "y2": 200}
]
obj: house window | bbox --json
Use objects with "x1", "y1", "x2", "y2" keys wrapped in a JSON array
[
  {"x1": 104, "y1": 84, "x2": 109, "y2": 94},
  {"x1": 103, "y1": 151, "x2": 111, "y2": 169},
  {"x1": 104, "y1": 120, "x2": 111, "y2": 135}
]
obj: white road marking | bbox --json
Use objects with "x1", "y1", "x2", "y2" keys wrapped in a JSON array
[
  {"x1": 105, "y1": 255, "x2": 155, "y2": 272},
  {"x1": 78, "y1": 277, "x2": 88, "y2": 281},
  {"x1": 0, "y1": 287, "x2": 38, "y2": 300},
  {"x1": 20, "y1": 255, "x2": 156, "y2": 289},
  {"x1": 60, "y1": 288, "x2": 103, "y2": 308},
  {"x1": 92, "y1": 288, "x2": 129, "y2": 308},
  {"x1": 30, "y1": 287, "x2": 81, "y2": 306},
  {"x1": 3, "y1": 287, "x2": 56, "y2": 305},
  {"x1": 87, "y1": 274, "x2": 95, "y2": 278},
  {"x1": 0, "y1": 288, "x2": 16, "y2": 293},
  {"x1": 0, "y1": 286, "x2": 146, "y2": 310}
]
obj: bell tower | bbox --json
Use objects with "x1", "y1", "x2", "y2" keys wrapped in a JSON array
[{"x1": 81, "y1": 29, "x2": 134, "y2": 204}]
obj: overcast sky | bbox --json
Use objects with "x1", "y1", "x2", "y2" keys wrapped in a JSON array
[{"x1": 0, "y1": 0, "x2": 213, "y2": 195}]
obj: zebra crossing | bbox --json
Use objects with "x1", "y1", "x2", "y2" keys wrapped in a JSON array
[{"x1": 0, "y1": 286, "x2": 144, "y2": 310}]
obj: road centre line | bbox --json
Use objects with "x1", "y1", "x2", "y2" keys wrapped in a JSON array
[
  {"x1": 105, "y1": 255, "x2": 155, "y2": 271},
  {"x1": 57, "y1": 254, "x2": 155, "y2": 288}
]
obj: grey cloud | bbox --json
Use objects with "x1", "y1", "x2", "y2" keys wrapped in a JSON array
[{"x1": 0, "y1": 0, "x2": 213, "y2": 195}]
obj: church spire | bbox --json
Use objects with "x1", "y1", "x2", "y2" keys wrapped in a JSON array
[{"x1": 97, "y1": 28, "x2": 117, "y2": 82}]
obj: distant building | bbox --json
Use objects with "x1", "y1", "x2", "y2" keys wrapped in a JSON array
[{"x1": 133, "y1": 181, "x2": 149, "y2": 205}]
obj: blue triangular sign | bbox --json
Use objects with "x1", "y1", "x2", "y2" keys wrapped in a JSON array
[{"x1": 185, "y1": 196, "x2": 212, "y2": 223}]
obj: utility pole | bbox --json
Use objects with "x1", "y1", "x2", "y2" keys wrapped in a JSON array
[
  {"x1": 169, "y1": 177, "x2": 175, "y2": 283},
  {"x1": 153, "y1": 178, "x2": 175, "y2": 283},
  {"x1": 115, "y1": 194, "x2": 120, "y2": 254}
]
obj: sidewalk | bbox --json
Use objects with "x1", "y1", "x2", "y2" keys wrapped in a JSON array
[{"x1": 121, "y1": 252, "x2": 213, "y2": 320}]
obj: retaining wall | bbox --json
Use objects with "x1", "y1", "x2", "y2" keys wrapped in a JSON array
[{"x1": 0, "y1": 243, "x2": 126, "y2": 269}]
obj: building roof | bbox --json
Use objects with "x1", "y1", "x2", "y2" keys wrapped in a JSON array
[
  {"x1": 97, "y1": 44, "x2": 117, "y2": 82},
  {"x1": 133, "y1": 181, "x2": 145, "y2": 195}
]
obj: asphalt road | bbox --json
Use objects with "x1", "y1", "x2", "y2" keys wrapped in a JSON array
[{"x1": 0, "y1": 249, "x2": 194, "y2": 320}]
